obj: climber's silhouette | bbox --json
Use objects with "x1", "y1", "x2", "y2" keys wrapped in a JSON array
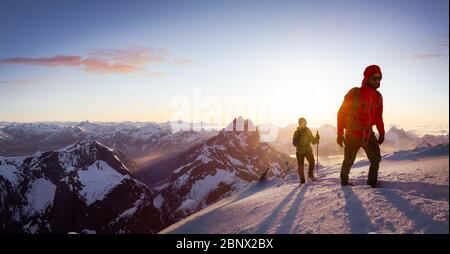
[
  {"x1": 337, "y1": 65, "x2": 385, "y2": 188},
  {"x1": 292, "y1": 117, "x2": 320, "y2": 184}
]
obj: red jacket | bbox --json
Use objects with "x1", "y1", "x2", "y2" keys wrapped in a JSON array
[{"x1": 337, "y1": 84, "x2": 384, "y2": 138}]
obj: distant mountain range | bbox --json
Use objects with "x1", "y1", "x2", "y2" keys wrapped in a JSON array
[
  {"x1": 0, "y1": 121, "x2": 216, "y2": 169},
  {"x1": 2, "y1": 121, "x2": 447, "y2": 161},
  {"x1": 271, "y1": 124, "x2": 448, "y2": 157},
  {"x1": 0, "y1": 117, "x2": 297, "y2": 233},
  {"x1": 384, "y1": 142, "x2": 449, "y2": 161}
]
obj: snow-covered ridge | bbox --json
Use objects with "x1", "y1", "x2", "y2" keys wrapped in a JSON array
[
  {"x1": 352, "y1": 142, "x2": 449, "y2": 168},
  {"x1": 161, "y1": 154, "x2": 449, "y2": 234},
  {"x1": 154, "y1": 119, "x2": 296, "y2": 228},
  {"x1": 0, "y1": 140, "x2": 164, "y2": 233}
]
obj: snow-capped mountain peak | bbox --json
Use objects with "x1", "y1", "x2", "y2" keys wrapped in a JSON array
[
  {"x1": 0, "y1": 140, "x2": 164, "y2": 233},
  {"x1": 224, "y1": 116, "x2": 257, "y2": 132},
  {"x1": 155, "y1": 119, "x2": 295, "y2": 226}
]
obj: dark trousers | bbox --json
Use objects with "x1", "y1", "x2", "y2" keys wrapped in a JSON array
[
  {"x1": 340, "y1": 133, "x2": 381, "y2": 186},
  {"x1": 296, "y1": 150, "x2": 315, "y2": 183}
]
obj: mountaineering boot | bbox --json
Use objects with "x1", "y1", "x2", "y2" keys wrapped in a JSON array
[
  {"x1": 341, "y1": 181, "x2": 354, "y2": 186},
  {"x1": 308, "y1": 176, "x2": 317, "y2": 182}
]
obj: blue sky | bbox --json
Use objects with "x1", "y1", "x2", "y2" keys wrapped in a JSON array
[{"x1": 0, "y1": 0, "x2": 448, "y2": 128}]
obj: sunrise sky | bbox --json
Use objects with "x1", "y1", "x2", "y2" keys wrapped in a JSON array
[{"x1": 0, "y1": 0, "x2": 448, "y2": 128}]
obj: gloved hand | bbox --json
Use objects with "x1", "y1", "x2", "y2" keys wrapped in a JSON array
[
  {"x1": 378, "y1": 134, "x2": 385, "y2": 145},
  {"x1": 337, "y1": 135, "x2": 344, "y2": 148}
]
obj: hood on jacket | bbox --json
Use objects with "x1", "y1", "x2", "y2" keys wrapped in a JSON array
[{"x1": 362, "y1": 64, "x2": 382, "y2": 88}]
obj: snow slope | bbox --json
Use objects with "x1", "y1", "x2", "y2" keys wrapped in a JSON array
[{"x1": 160, "y1": 155, "x2": 448, "y2": 234}]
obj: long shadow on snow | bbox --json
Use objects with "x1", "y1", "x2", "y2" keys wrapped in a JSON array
[
  {"x1": 276, "y1": 184, "x2": 310, "y2": 233},
  {"x1": 255, "y1": 185, "x2": 302, "y2": 233},
  {"x1": 377, "y1": 188, "x2": 449, "y2": 233},
  {"x1": 378, "y1": 181, "x2": 449, "y2": 201},
  {"x1": 342, "y1": 187, "x2": 376, "y2": 233},
  {"x1": 324, "y1": 178, "x2": 449, "y2": 202}
]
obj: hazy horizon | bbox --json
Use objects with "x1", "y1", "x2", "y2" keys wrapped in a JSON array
[{"x1": 1, "y1": 118, "x2": 448, "y2": 136}]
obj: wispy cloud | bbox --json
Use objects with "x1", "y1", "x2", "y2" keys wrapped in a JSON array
[
  {"x1": 0, "y1": 48, "x2": 189, "y2": 76},
  {"x1": 437, "y1": 33, "x2": 449, "y2": 47},
  {"x1": 0, "y1": 78, "x2": 45, "y2": 85},
  {"x1": 379, "y1": 33, "x2": 449, "y2": 60},
  {"x1": 379, "y1": 53, "x2": 448, "y2": 60},
  {"x1": 438, "y1": 40, "x2": 449, "y2": 47},
  {"x1": 146, "y1": 71, "x2": 165, "y2": 77},
  {"x1": 0, "y1": 56, "x2": 82, "y2": 67},
  {"x1": 173, "y1": 59, "x2": 193, "y2": 65},
  {"x1": 410, "y1": 53, "x2": 447, "y2": 59}
]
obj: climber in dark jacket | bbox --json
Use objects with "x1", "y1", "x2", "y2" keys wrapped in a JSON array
[{"x1": 292, "y1": 117, "x2": 320, "y2": 184}]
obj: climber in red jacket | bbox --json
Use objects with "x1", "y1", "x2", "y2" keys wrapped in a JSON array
[{"x1": 337, "y1": 65, "x2": 385, "y2": 188}]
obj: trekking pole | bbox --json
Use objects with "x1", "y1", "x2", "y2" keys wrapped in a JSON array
[{"x1": 316, "y1": 130, "x2": 319, "y2": 178}]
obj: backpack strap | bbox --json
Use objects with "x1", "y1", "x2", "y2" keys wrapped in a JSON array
[
  {"x1": 351, "y1": 87, "x2": 360, "y2": 111},
  {"x1": 376, "y1": 90, "x2": 382, "y2": 105}
]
